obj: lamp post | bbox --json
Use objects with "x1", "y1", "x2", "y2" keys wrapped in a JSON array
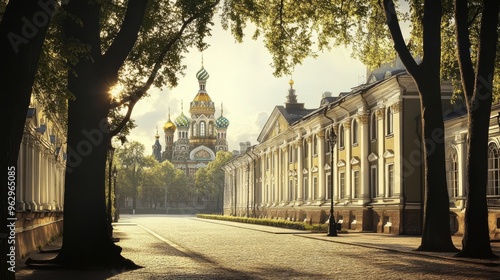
[
  {"x1": 112, "y1": 166, "x2": 118, "y2": 222},
  {"x1": 107, "y1": 143, "x2": 115, "y2": 238},
  {"x1": 324, "y1": 108, "x2": 338, "y2": 236}
]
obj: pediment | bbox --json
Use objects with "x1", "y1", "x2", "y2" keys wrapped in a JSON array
[
  {"x1": 368, "y1": 152, "x2": 378, "y2": 162},
  {"x1": 383, "y1": 149, "x2": 394, "y2": 158},
  {"x1": 337, "y1": 160, "x2": 346, "y2": 167}
]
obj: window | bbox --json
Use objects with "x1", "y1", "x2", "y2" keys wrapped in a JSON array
[
  {"x1": 303, "y1": 139, "x2": 308, "y2": 159},
  {"x1": 313, "y1": 177, "x2": 318, "y2": 199},
  {"x1": 289, "y1": 145, "x2": 293, "y2": 163},
  {"x1": 447, "y1": 150, "x2": 459, "y2": 198},
  {"x1": 289, "y1": 179, "x2": 294, "y2": 201},
  {"x1": 326, "y1": 173, "x2": 332, "y2": 200},
  {"x1": 339, "y1": 125, "x2": 345, "y2": 148},
  {"x1": 192, "y1": 123, "x2": 197, "y2": 136},
  {"x1": 386, "y1": 107, "x2": 393, "y2": 135},
  {"x1": 488, "y1": 144, "x2": 500, "y2": 196},
  {"x1": 326, "y1": 129, "x2": 332, "y2": 153},
  {"x1": 303, "y1": 177, "x2": 309, "y2": 200},
  {"x1": 353, "y1": 170, "x2": 360, "y2": 198},
  {"x1": 266, "y1": 154, "x2": 270, "y2": 170},
  {"x1": 200, "y1": 121, "x2": 206, "y2": 136},
  {"x1": 370, "y1": 165, "x2": 378, "y2": 198},
  {"x1": 208, "y1": 123, "x2": 213, "y2": 136},
  {"x1": 370, "y1": 111, "x2": 377, "y2": 141},
  {"x1": 313, "y1": 135, "x2": 318, "y2": 155},
  {"x1": 352, "y1": 119, "x2": 358, "y2": 145},
  {"x1": 339, "y1": 172, "x2": 346, "y2": 199},
  {"x1": 387, "y1": 164, "x2": 394, "y2": 197}
]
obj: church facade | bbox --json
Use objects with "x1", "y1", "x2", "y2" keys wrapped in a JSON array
[{"x1": 152, "y1": 65, "x2": 229, "y2": 175}]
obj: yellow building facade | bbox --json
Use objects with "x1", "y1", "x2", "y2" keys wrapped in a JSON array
[{"x1": 223, "y1": 68, "x2": 460, "y2": 235}]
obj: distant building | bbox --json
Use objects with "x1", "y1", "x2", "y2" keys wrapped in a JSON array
[{"x1": 152, "y1": 64, "x2": 229, "y2": 175}]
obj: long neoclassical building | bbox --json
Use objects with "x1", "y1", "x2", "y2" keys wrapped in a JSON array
[
  {"x1": 14, "y1": 97, "x2": 67, "y2": 259},
  {"x1": 222, "y1": 62, "x2": 500, "y2": 238}
]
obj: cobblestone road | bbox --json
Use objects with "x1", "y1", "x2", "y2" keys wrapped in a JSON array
[{"x1": 16, "y1": 214, "x2": 500, "y2": 279}]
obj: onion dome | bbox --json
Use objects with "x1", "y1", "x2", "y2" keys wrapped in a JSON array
[
  {"x1": 196, "y1": 66, "x2": 210, "y2": 81},
  {"x1": 175, "y1": 112, "x2": 190, "y2": 128},
  {"x1": 163, "y1": 109, "x2": 176, "y2": 131},
  {"x1": 215, "y1": 104, "x2": 229, "y2": 128}
]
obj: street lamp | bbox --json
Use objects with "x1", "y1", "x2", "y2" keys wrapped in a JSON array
[
  {"x1": 324, "y1": 108, "x2": 338, "y2": 237},
  {"x1": 112, "y1": 166, "x2": 118, "y2": 222},
  {"x1": 107, "y1": 143, "x2": 115, "y2": 238}
]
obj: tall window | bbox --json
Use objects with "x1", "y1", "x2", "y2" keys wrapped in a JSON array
[
  {"x1": 370, "y1": 165, "x2": 378, "y2": 198},
  {"x1": 386, "y1": 107, "x2": 393, "y2": 135},
  {"x1": 289, "y1": 145, "x2": 293, "y2": 163},
  {"x1": 387, "y1": 164, "x2": 394, "y2": 197},
  {"x1": 289, "y1": 179, "x2": 294, "y2": 201},
  {"x1": 192, "y1": 123, "x2": 198, "y2": 136},
  {"x1": 303, "y1": 177, "x2": 309, "y2": 200},
  {"x1": 353, "y1": 170, "x2": 360, "y2": 198},
  {"x1": 339, "y1": 125, "x2": 345, "y2": 148},
  {"x1": 303, "y1": 139, "x2": 308, "y2": 159},
  {"x1": 326, "y1": 129, "x2": 332, "y2": 153},
  {"x1": 326, "y1": 173, "x2": 332, "y2": 200},
  {"x1": 447, "y1": 150, "x2": 459, "y2": 198},
  {"x1": 339, "y1": 172, "x2": 346, "y2": 199},
  {"x1": 352, "y1": 119, "x2": 358, "y2": 145},
  {"x1": 313, "y1": 177, "x2": 318, "y2": 199},
  {"x1": 200, "y1": 121, "x2": 206, "y2": 136},
  {"x1": 370, "y1": 111, "x2": 377, "y2": 141},
  {"x1": 488, "y1": 144, "x2": 500, "y2": 196},
  {"x1": 313, "y1": 135, "x2": 318, "y2": 155},
  {"x1": 208, "y1": 123, "x2": 213, "y2": 136}
]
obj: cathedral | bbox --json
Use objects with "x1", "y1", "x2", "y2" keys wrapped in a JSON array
[{"x1": 152, "y1": 65, "x2": 229, "y2": 175}]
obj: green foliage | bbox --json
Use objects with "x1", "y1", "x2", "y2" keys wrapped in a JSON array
[
  {"x1": 194, "y1": 151, "x2": 234, "y2": 198},
  {"x1": 197, "y1": 214, "x2": 307, "y2": 230}
]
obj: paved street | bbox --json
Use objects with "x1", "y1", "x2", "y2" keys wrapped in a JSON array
[{"x1": 16, "y1": 214, "x2": 500, "y2": 279}]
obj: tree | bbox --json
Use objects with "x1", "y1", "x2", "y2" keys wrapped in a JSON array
[
  {"x1": 1, "y1": 1, "x2": 56, "y2": 278},
  {"x1": 116, "y1": 142, "x2": 156, "y2": 212},
  {"x1": 221, "y1": 0, "x2": 457, "y2": 252},
  {"x1": 23, "y1": 0, "x2": 220, "y2": 269},
  {"x1": 454, "y1": 0, "x2": 499, "y2": 258}
]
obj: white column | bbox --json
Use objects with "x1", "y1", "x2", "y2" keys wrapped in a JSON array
[
  {"x1": 318, "y1": 131, "x2": 326, "y2": 201},
  {"x1": 455, "y1": 133, "x2": 466, "y2": 198},
  {"x1": 333, "y1": 126, "x2": 339, "y2": 201},
  {"x1": 359, "y1": 113, "x2": 370, "y2": 203},
  {"x1": 296, "y1": 141, "x2": 303, "y2": 204},
  {"x1": 273, "y1": 149, "x2": 279, "y2": 205},
  {"x1": 392, "y1": 101, "x2": 403, "y2": 197},
  {"x1": 26, "y1": 136, "x2": 35, "y2": 210},
  {"x1": 307, "y1": 136, "x2": 313, "y2": 202},
  {"x1": 34, "y1": 140, "x2": 41, "y2": 210},
  {"x1": 344, "y1": 120, "x2": 352, "y2": 200},
  {"x1": 377, "y1": 109, "x2": 385, "y2": 198},
  {"x1": 16, "y1": 136, "x2": 25, "y2": 210}
]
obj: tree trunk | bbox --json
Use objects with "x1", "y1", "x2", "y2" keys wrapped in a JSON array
[
  {"x1": 455, "y1": 0, "x2": 499, "y2": 259},
  {"x1": 383, "y1": 0, "x2": 457, "y2": 252},
  {"x1": 416, "y1": 80, "x2": 458, "y2": 252},
  {"x1": 1, "y1": 0, "x2": 54, "y2": 278},
  {"x1": 26, "y1": 0, "x2": 138, "y2": 268}
]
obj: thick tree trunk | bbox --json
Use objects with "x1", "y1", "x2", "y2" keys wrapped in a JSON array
[
  {"x1": 1, "y1": 0, "x2": 54, "y2": 278},
  {"x1": 455, "y1": 0, "x2": 499, "y2": 259},
  {"x1": 416, "y1": 80, "x2": 458, "y2": 252}
]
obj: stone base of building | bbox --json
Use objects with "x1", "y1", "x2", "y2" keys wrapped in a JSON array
[
  {"x1": 451, "y1": 208, "x2": 500, "y2": 240},
  {"x1": 15, "y1": 211, "x2": 63, "y2": 260},
  {"x1": 224, "y1": 204, "x2": 422, "y2": 235}
]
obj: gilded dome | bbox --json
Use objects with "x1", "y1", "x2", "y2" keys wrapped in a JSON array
[
  {"x1": 163, "y1": 120, "x2": 176, "y2": 131},
  {"x1": 175, "y1": 112, "x2": 190, "y2": 127},
  {"x1": 193, "y1": 92, "x2": 212, "y2": 102}
]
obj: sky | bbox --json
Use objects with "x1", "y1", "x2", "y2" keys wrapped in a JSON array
[{"x1": 126, "y1": 16, "x2": 367, "y2": 154}]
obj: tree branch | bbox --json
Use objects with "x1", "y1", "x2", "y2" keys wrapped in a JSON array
[
  {"x1": 382, "y1": 0, "x2": 419, "y2": 78},
  {"x1": 454, "y1": 0, "x2": 475, "y2": 100},
  {"x1": 103, "y1": 0, "x2": 148, "y2": 75},
  {"x1": 109, "y1": 2, "x2": 219, "y2": 137}
]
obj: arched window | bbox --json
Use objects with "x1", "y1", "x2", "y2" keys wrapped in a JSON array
[
  {"x1": 370, "y1": 111, "x2": 377, "y2": 140},
  {"x1": 208, "y1": 123, "x2": 213, "y2": 136},
  {"x1": 352, "y1": 119, "x2": 358, "y2": 145},
  {"x1": 386, "y1": 107, "x2": 393, "y2": 135},
  {"x1": 339, "y1": 124, "x2": 345, "y2": 148},
  {"x1": 488, "y1": 143, "x2": 500, "y2": 196},
  {"x1": 200, "y1": 121, "x2": 206, "y2": 136},
  {"x1": 192, "y1": 123, "x2": 197, "y2": 136},
  {"x1": 447, "y1": 149, "x2": 459, "y2": 198}
]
